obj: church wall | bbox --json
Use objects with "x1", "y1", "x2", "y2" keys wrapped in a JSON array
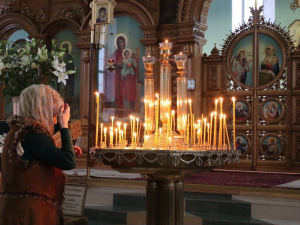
[{"x1": 203, "y1": 0, "x2": 232, "y2": 54}]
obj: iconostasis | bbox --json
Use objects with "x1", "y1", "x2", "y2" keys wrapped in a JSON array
[{"x1": 202, "y1": 7, "x2": 300, "y2": 172}]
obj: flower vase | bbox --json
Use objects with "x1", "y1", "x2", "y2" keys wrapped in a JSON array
[{"x1": 12, "y1": 96, "x2": 20, "y2": 115}]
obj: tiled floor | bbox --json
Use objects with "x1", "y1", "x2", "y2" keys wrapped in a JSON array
[{"x1": 82, "y1": 187, "x2": 300, "y2": 225}]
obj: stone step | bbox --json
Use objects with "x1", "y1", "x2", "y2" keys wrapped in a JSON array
[
  {"x1": 233, "y1": 195, "x2": 300, "y2": 222},
  {"x1": 84, "y1": 205, "x2": 202, "y2": 225},
  {"x1": 113, "y1": 192, "x2": 251, "y2": 217},
  {"x1": 193, "y1": 212, "x2": 272, "y2": 225},
  {"x1": 185, "y1": 198, "x2": 251, "y2": 217}
]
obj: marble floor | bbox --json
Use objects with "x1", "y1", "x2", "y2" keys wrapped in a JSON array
[{"x1": 82, "y1": 186, "x2": 300, "y2": 225}]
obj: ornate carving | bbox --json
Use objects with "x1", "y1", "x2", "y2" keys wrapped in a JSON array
[
  {"x1": 159, "y1": 30, "x2": 178, "y2": 38},
  {"x1": 50, "y1": 7, "x2": 76, "y2": 21},
  {"x1": 146, "y1": 45, "x2": 156, "y2": 56},
  {"x1": 144, "y1": 31, "x2": 156, "y2": 38},
  {"x1": 179, "y1": 28, "x2": 192, "y2": 36},
  {"x1": 82, "y1": 49, "x2": 90, "y2": 63},
  {"x1": 37, "y1": 9, "x2": 48, "y2": 21},
  {"x1": 81, "y1": 35, "x2": 91, "y2": 42},
  {"x1": 222, "y1": 6, "x2": 295, "y2": 53},
  {"x1": 193, "y1": 29, "x2": 205, "y2": 38},
  {"x1": 0, "y1": 0, "x2": 16, "y2": 15},
  {"x1": 21, "y1": 2, "x2": 35, "y2": 20},
  {"x1": 209, "y1": 66, "x2": 218, "y2": 89}
]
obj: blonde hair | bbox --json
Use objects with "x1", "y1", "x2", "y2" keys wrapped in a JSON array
[{"x1": 19, "y1": 84, "x2": 63, "y2": 134}]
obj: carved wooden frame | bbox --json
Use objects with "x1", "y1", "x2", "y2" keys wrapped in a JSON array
[
  {"x1": 259, "y1": 133, "x2": 285, "y2": 159},
  {"x1": 259, "y1": 97, "x2": 285, "y2": 123},
  {"x1": 230, "y1": 132, "x2": 251, "y2": 157},
  {"x1": 228, "y1": 98, "x2": 252, "y2": 123}
]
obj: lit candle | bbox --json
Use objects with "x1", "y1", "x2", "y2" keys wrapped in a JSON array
[
  {"x1": 115, "y1": 128, "x2": 118, "y2": 145},
  {"x1": 95, "y1": 92, "x2": 100, "y2": 147},
  {"x1": 138, "y1": 120, "x2": 142, "y2": 145},
  {"x1": 134, "y1": 133, "x2": 137, "y2": 145},
  {"x1": 124, "y1": 123, "x2": 127, "y2": 145},
  {"x1": 111, "y1": 116, "x2": 114, "y2": 131},
  {"x1": 117, "y1": 122, "x2": 121, "y2": 144},
  {"x1": 210, "y1": 113, "x2": 213, "y2": 146},
  {"x1": 159, "y1": 128, "x2": 162, "y2": 145},
  {"x1": 207, "y1": 123, "x2": 210, "y2": 147},
  {"x1": 189, "y1": 99, "x2": 192, "y2": 145},
  {"x1": 213, "y1": 112, "x2": 217, "y2": 146},
  {"x1": 187, "y1": 113, "x2": 190, "y2": 145},
  {"x1": 110, "y1": 127, "x2": 113, "y2": 145},
  {"x1": 155, "y1": 94, "x2": 159, "y2": 146},
  {"x1": 100, "y1": 123, "x2": 103, "y2": 147},
  {"x1": 201, "y1": 114, "x2": 204, "y2": 146},
  {"x1": 121, "y1": 130, "x2": 124, "y2": 145},
  {"x1": 169, "y1": 137, "x2": 172, "y2": 146},
  {"x1": 232, "y1": 97, "x2": 236, "y2": 150},
  {"x1": 172, "y1": 110, "x2": 175, "y2": 132},
  {"x1": 133, "y1": 117, "x2": 135, "y2": 144},
  {"x1": 215, "y1": 99, "x2": 218, "y2": 113},
  {"x1": 130, "y1": 115, "x2": 132, "y2": 142},
  {"x1": 203, "y1": 118, "x2": 207, "y2": 146},
  {"x1": 193, "y1": 114, "x2": 195, "y2": 145},
  {"x1": 219, "y1": 114, "x2": 223, "y2": 147},
  {"x1": 224, "y1": 115, "x2": 230, "y2": 148},
  {"x1": 104, "y1": 127, "x2": 107, "y2": 147},
  {"x1": 136, "y1": 118, "x2": 139, "y2": 144}
]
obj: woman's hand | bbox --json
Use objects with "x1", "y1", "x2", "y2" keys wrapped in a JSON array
[
  {"x1": 74, "y1": 146, "x2": 83, "y2": 157},
  {"x1": 57, "y1": 103, "x2": 70, "y2": 129}
]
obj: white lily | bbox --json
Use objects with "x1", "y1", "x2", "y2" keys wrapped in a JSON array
[
  {"x1": 51, "y1": 55, "x2": 59, "y2": 69},
  {"x1": 0, "y1": 60, "x2": 5, "y2": 75},
  {"x1": 53, "y1": 70, "x2": 68, "y2": 85},
  {"x1": 20, "y1": 55, "x2": 31, "y2": 66}
]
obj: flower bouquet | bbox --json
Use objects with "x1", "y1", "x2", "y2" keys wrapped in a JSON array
[
  {"x1": 0, "y1": 133, "x2": 6, "y2": 154},
  {"x1": 0, "y1": 38, "x2": 76, "y2": 99}
]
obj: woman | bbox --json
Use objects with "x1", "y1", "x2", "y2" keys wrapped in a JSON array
[{"x1": 0, "y1": 84, "x2": 81, "y2": 225}]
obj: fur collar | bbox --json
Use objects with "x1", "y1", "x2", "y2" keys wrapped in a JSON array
[{"x1": 6, "y1": 115, "x2": 55, "y2": 169}]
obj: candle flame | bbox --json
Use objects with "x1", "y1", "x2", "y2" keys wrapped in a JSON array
[
  {"x1": 232, "y1": 97, "x2": 236, "y2": 101},
  {"x1": 188, "y1": 99, "x2": 192, "y2": 104},
  {"x1": 156, "y1": 93, "x2": 159, "y2": 98},
  {"x1": 172, "y1": 110, "x2": 175, "y2": 115},
  {"x1": 180, "y1": 52, "x2": 182, "y2": 55},
  {"x1": 214, "y1": 111, "x2": 217, "y2": 115},
  {"x1": 211, "y1": 112, "x2": 214, "y2": 117},
  {"x1": 95, "y1": 92, "x2": 99, "y2": 96},
  {"x1": 215, "y1": 99, "x2": 218, "y2": 103},
  {"x1": 220, "y1": 97, "x2": 223, "y2": 102},
  {"x1": 104, "y1": 127, "x2": 107, "y2": 131},
  {"x1": 223, "y1": 114, "x2": 226, "y2": 119},
  {"x1": 165, "y1": 40, "x2": 168, "y2": 43}
]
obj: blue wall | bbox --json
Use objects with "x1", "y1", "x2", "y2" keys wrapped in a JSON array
[{"x1": 203, "y1": 0, "x2": 232, "y2": 54}]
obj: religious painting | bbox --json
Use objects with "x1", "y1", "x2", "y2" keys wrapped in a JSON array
[
  {"x1": 260, "y1": 134, "x2": 284, "y2": 158},
  {"x1": 289, "y1": 20, "x2": 300, "y2": 48},
  {"x1": 229, "y1": 35, "x2": 254, "y2": 87},
  {"x1": 258, "y1": 34, "x2": 283, "y2": 86},
  {"x1": 259, "y1": 98, "x2": 284, "y2": 123},
  {"x1": 54, "y1": 30, "x2": 81, "y2": 119},
  {"x1": 230, "y1": 133, "x2": 250, "y2": 156},
  {"x1": 91, "y1": 0, "x2": 115, "y2": 25},
  {"x1": 228, "y1": 99, "x2": 251, "y2": 123},
  {"x1": 101, "y1": 16, "x2": 145, "y2": 120}
]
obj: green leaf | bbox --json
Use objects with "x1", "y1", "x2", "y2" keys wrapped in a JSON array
[{"x1": 65, "y1": 70, "x2": 76, "y2": 74}]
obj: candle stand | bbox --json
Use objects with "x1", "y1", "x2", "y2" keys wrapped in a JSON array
[{"x1": 91, "y1": 148, "x2": 240, "y2": 225}]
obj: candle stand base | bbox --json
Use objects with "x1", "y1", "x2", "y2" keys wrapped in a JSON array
[{"x1": 91, "y1": 148, "x2": 240, "y2": 225}]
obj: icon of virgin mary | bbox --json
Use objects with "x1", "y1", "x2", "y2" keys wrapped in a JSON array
[{"x1": 259, "y1": 45, "x2": 280, "y2": 86}]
